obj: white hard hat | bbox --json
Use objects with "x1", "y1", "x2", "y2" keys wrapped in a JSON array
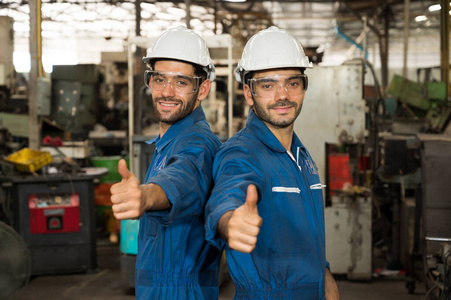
[
  {"x1": 235, "y1": 26, "x2": 313, "y2": 83},
  {"x1": 143, "y1": 26, "x2": 215, "y2": 81}
]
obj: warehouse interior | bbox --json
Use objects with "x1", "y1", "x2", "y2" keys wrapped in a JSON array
[{"x1": 0, "y1": 0, "x2": 450, "y2": 299}]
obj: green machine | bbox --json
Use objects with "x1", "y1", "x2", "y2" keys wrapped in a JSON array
[
  {"x1": 51, "y1": 65, "x2": 99, "y2": 136},
  {"x1": 387, "y1": 74, "x2": 450, "y2": 132}
]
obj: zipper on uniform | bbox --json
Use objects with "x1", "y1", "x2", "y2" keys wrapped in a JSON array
[{"x1": 287, "y1": 148, "x2": 302, "y2": 172}]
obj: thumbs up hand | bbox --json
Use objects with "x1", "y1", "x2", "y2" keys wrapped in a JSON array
[
  {"x1": 110, "y1": 159, "x2": 143, "y2": 220},
  {"x1": 226, "y1": 184, "x2": 263, "y2": 253}
]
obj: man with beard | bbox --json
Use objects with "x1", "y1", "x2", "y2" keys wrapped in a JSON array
[
  {"x1": 110, "y1": 26, "x2": 222, "y2": 299},
  {"x1": 205, "y1": 26, "x2": 339, "y2": 300}
]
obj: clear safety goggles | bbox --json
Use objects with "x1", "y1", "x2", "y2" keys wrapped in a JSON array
[
  {"x1": 248, "y1": 74, "x2": 308, "y2": 98},
  {"x1": 144, "y1": 70, "x2": 201, "y2": 94}
]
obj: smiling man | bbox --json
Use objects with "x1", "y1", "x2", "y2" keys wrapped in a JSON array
[
  {"x1": 205, "y1": 26, "x2": 340, "y2": 300},
  {"x1": 110, "y1": 26, "x2": 222, "y2": 299}
]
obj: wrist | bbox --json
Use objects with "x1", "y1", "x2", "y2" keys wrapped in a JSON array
[{"x1": 218, "y1": 211, "x2": 234, "y2": 242}]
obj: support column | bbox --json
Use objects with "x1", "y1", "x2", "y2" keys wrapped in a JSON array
[
  {"x1": 402, "y1": 0, "x2": 410, "y2": 78},
  {"x1": 440, "y1": 0, "x2": 450, "y2": 97},
  {"x1": 29, "y1": 0, "x2": 42, "y2": 149},
  {"x1": 185, "y1": 0, "x2": 191, "y2": 29}
]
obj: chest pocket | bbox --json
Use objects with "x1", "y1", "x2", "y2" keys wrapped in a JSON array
[{"x1": 269, "y1": 177, "x2": 313, "y2": 255}]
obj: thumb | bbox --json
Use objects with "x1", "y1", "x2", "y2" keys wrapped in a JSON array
[
  {"x1": 118, "y1": 159, "x2": 133, "y2": 180},
  {"x1": 244, "y1": 184, "x2": 259, "y2": 213}
]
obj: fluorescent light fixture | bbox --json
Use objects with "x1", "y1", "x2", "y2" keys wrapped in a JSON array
[
  {"x1": 222, "y1": 0, "x2": 247, "y2": 2},
  {"x1": 429, "y1": 4, "x2": 441, "y2": 11},
  {"x1": 415, "y1": 15, "x2": 427, "y2": 22},
  {"x1": 429, "y1": 2, "x2": 451, "y2": 11}
]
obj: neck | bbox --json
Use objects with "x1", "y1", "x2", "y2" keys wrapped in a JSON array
[
  {"x1": 265, "y1": 122, "x2": 294, "y2": 152},
  {"x1": 159, "y1": 122, "x2": 171, "y2": 137}
]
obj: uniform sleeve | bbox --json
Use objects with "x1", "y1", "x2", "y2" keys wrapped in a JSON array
[
  {"x1": 205, "y1": 144, "x2": 265, "y2": 250},
  {"x1": 146, "y1": 131, "x2": 220, "y2": 225}
]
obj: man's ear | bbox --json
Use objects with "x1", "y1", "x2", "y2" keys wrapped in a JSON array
[
  {"x1": 197, "y1": 79, "x2": 211, "y2": 101},
  {"x1": 244, "y1": 85, "x2": 254, "y2": 106}
]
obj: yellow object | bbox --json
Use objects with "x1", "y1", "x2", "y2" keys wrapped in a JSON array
[{"x1": 5, "y1": 148, "x2": 52, "y2": 172}]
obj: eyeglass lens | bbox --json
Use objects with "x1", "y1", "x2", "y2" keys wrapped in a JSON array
[
  {"x1": 144, "y1": 70, "x2": 199, "y2": 94},
  {"x1": 251, "y1": 74, "x2": 307, "y2": 97}
]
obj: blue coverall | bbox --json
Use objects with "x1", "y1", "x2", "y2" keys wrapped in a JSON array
[
  {"x1": 136, "y1": 106, "x2": 222, "y2": 299},
  {"x1": 206, "y1": 109, "x2": 329, "y2": 300}
]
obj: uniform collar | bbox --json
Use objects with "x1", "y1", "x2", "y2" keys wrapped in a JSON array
[
  {"x1": 146, "y1": 106, "x2": 206, "y2": 151},
  {"x1": 246, "y1": 109, "x2": 306, "y2": 153}
]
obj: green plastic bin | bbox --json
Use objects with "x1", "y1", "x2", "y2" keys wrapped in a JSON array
[{"x1": 91, "y1": 156, "x2": 129, "y2": 183}]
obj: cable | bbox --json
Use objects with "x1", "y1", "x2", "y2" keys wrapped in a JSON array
[{"x1": 425, "y1": 285, "x2": 438, "y2": 300}]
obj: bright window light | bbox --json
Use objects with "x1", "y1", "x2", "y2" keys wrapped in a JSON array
[
  {"x1": 13, "y1": 52, "x2": 31, "y2": 73},
  {"x1": 415, "y1": 15, "x2": 427, "y2": 22},
  {"x1": 429, "y1": 4, "x2": 441, "y2": 11},
  {"x1": 429, "y1": 2, "x2": 451, "y2": 11}
]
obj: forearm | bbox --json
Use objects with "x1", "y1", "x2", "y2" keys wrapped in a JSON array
[
  {"x1": 217, "y1": 211, "x2": 234, "y2": 242},
  {"x1": 140, "y1": 183, "x2": 171, "y2": 212},
  {"x1": 325, "y1": 268, "x2": 339, "y2": 300}
]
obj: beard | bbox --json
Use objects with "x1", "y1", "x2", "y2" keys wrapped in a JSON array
[
  {"x1": 152, "y1": 92, "x2": 199, "y2": 125},
  {"x1": 252, "y1": 98, "x2": 303, "y2": 128}
]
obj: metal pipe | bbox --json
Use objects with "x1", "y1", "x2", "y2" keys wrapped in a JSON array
[
  {"x1": 440, "y1": 0, "x2": 450, "y2": 97},
  {"x1": 185, "y1": 0, "x2": 191, "y2": 29},
  {"x1": 128, "y1": 42, "x2": 135, "y2": 173},
  {"x1": 227, "y1": 35, "x2": 233, "y2": 138},
  {"x1": 334, "y1": 26, "x2": 368, "y2": 59},
  {"x1": 402, "y1": 0, "x2": 410, "y2": 77},
  {"x1": 135, "y1": 0, "x2": 141, "y2": 36},
  {"x1": 425, "y1": 237, "x2": 451, "y2": 242},
  {"x1": 29, "y1": 0, "x2": 41, "y2": 149}
]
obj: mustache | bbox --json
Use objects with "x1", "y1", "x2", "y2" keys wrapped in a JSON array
[
  {"x1": 268, "y1": 100, "x2": 297, "y2": 109},
  {"x1": 154, "y1": 97, "x2": 183, "y2": 104}
]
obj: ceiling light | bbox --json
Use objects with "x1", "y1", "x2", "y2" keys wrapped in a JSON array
[
  {"x1": 222, "y1": 0, "x2": 247, "y2": 2},
  {"x1": 429, "y1": 4, "x2": 441, "y2": 11},
  {"x1": 415, "y1": 15, "x2": 427, "y2": 22}
]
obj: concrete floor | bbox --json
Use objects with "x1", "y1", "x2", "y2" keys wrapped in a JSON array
[{"x1": 11, "y1": 242, "x2": 428, "y2": 300}]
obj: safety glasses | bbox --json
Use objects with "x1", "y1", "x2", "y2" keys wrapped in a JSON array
[
  {"x1": 249, "y1": 74, "x2": 308, "y2": 98},
  {"x1": 144, "y1": 70, "x2": 201, "y2": 94}
]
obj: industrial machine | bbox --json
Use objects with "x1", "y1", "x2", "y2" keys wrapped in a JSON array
[
  {"x1": 325, "y1": 193, "x2": 372, "y2": 280},
  {"x1": 412, "y1": 134, "x2": 451, "y2": 298},
  {"x1": 0, "y1": 174, "x2": 98, "y2": 275},
  {"x1": 294, "y1": 62, "x2": 372, "y2": 279}
]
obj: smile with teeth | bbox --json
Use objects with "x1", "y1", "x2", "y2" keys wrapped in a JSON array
[{"x1": 160, "y1": 102, "x2": 179, "y2": 107}]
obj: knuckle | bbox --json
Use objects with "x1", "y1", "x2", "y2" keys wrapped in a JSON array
[
  {"x1": 111, "y1": 205, "x2": 120, "y2": 213},
  {"x1": 131, "y1": 190, "x2": 142, "y2": 200}
]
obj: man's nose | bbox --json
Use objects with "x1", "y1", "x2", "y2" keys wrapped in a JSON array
[
  {"x1": 162, "y1": 80, "x2": 175, "y2": 97},
  {"x1": 275, "y1": 84, "x2": 288, "y2": 99}
]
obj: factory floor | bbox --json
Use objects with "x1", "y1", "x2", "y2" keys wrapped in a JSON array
[{"x1": 11, "y1": 239, "x2": 428, "y2": 300}]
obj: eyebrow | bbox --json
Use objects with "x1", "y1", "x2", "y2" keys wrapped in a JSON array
[
  {"x1": 286, "y1": 75, "x2": 303, "y2": 80},
  {"x1": 174, "y1": 74, "x2": 193, "y2": 81},
  {"x1": 153, "y1": 71, "x2": 194, "y2": 80},
  {"x1": 258, "y1": 78, "x2": 278, "y2": 83},
  {"x1": 257, "y1": 74, "x2": 303, "y2": 81}
]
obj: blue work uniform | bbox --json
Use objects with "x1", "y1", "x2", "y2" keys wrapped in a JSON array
[
  {"x1": 136, "y1": 106, "x2": 222, "y2": 299},
  {"x1": 205, "y1": 109, "x2": 329, "y2": 300}
]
